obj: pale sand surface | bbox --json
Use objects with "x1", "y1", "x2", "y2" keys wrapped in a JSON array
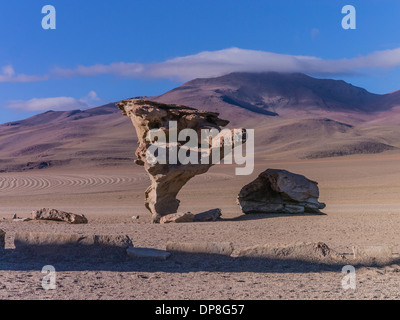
[{"x1": 1, "y1": 153, "x2": 400, "y2": 299}]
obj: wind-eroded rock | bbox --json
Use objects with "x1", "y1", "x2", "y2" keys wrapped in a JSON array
[
  {"x1": 32, "y1": 208, "x2": 88, "y2": 224},
  {"x1": 117, "y1": 99, "x2": 245, "y2": 223},
  {"x1": 238, "y1": 169, "x2": 325, "y2": 214}
]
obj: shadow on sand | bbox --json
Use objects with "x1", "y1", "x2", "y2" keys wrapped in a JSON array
[
  {"x1": 0, "y1": 248, "x2": 393, "y2": 274},
  {"x1": 224, "y1": 212, "x2": 326, "y2": 222}
]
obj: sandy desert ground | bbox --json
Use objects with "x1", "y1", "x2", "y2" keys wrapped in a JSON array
[{"x1": 2, "y1": 152, "x2": 400, "y2": 300}]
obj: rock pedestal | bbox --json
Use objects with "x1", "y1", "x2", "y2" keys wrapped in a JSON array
[{"x1": 117, "y1": 99, "x2": 245, "y2": 223}]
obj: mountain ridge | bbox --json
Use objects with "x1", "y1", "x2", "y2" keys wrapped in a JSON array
[
  {"x1": 154, "y1": 72, "x2": 398, "y2": 117},
  {"x1": 2, "y1": 72, "x2": 400, "y2": 172}
]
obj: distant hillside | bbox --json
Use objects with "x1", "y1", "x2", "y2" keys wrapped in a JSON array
[
  {"x1": 153, "y1": 72, "x2": 400, "y2": 119},
  {"x1": 2, "y1": 72, "x2": 400, "y2": 172},
  {"x1": 0, "y1": 103, "x2": 136, "y2": 172}
]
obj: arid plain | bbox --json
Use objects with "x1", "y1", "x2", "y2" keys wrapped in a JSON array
[
  {"x1": 2, "y1": 72, "x2": 400, "y2": 299},
  {"x1": 2, "y1": 154, "x2": 400, "y2": 299}
]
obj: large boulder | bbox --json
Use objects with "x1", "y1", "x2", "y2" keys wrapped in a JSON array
[
  {"x1": 32, "y1": 208, "x2": 88, "y2": 224},
  {"x1": 117, "y1": 99, "x2": 246, "y2": 223},
  {"x1": 238, "y1": 169, "x2": 325, "y2": 214}
]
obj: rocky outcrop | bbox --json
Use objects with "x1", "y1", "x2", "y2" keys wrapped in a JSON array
[
  {"x1": 32, "y1": 208, "x2": 88, "y2": 224},
  {"x1": 234, "y1": 242, "x2": 345, "y2": 262},
  {"x1": 238, "y1": 169, "x2": 325, "y2": 214},
  {"x1": 117, "y1": 99, "x2": 245, "y2": 223},
  {"x1": 160, "y1": 212, "x2": 194, "y2": 224},
  {"x1": 194, "y1": 208, "x2": 222, "y2": 222},
  {"x1": 14, "y1": 232, "x2": 132, "y2": 258}
]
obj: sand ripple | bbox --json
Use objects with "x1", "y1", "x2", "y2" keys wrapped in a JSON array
[{"x1": 0, "y1": 173, "x2": 145, "y2": 195}]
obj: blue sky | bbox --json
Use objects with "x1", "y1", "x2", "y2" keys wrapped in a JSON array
[{"x1": 1, "y1": 0, "x2": 400, "y2": 123}]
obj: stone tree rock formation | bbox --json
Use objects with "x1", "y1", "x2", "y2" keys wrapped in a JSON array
[
  {"x1": 237, "y1": 169, "x2": 326, "y2": 214},
  {"x1": 117, "y1": 99, "x2": 246, "y2": 223}
]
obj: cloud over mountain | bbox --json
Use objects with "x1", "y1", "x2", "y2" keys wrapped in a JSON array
[
  {"x1": 3, "y1": 47, "x2": 400, "y2": 83},
  {"x1": 52, "y1": 47, "x2": 400, "y2": 81}
]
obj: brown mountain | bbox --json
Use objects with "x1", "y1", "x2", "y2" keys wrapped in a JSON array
[
  {"x1": 1, "y1": 72, "x2": 400, "y2": 172},
  {"x1": 154, "y1": 72, "x2": 400, "y2": 116}
]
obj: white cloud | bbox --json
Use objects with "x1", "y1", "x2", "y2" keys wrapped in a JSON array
[
  {"x1": 50, "y1": 47, "x2": 400, "y2": 81},
  {"x1": 0, "y1": 64, "x2": 48, "y2": 83},
  {"x1": 79, "y1": 90, "x2": 105, "y2": 105},
  {"x1": 4, "y1": 47, "x2": 400, "y2": 84},
  {"x1": 5, "y1": 91, "x2": 105, "y2": 112},
  {"x1": 52, "y1": 62, "x2": 144, "y2": 78}
]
